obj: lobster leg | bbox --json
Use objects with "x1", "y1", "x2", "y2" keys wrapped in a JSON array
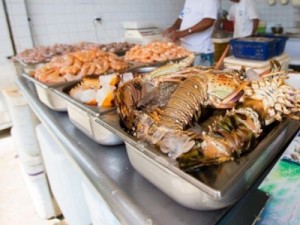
[{"x1": 177, "y1": 107, "x2": 261, "y2": 171}]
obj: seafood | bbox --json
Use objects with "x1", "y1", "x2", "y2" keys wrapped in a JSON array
[
  {"x1": 35, "y1": 67, "x2": 65, "y2": 83},
  {"x1": 116, "y1": 54, "x2": 196, "y2": 129},
  {"x1": 116, "y1": 56, "x2": 300, "y2": 172},
  {"x1": 33, "y1": 49, "x2": 128, "y2": 84},
  {"x1": 69, "y1": 73, "x2": 120, "y2": 107},
  {"x1": 124, "y1": 41, "x2": 191, "y2": 64},
  {"x1": 69, "y1": 76, "x2": 100, "y2": 105},
  {"x1": 117, "y1": 54, "x2": 245, "y2": 130},
  {"x1": 15, "y1": 42, "x2": 135, "y2": 65},
  {"x1": 14, "y1": 44, "x2": 76, "y2": 64}
]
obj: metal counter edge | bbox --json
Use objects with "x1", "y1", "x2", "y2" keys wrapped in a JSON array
[{"x1": 16, "y1": 76, "x2": 156, "y2": 225}]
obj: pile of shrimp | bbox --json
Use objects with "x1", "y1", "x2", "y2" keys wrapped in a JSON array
[
  {"x1": 33, "y1": 49, "x2": 128, "y2": 84},
  {"x1": 14, "y1": 44, "x2": 76, "y2": 64},
  {"x1": 124, "y1": 41, "x2": 191, "y2": 64},
  {"x1": 15, "y1": 42, "x2": 135, "y2": 65}
]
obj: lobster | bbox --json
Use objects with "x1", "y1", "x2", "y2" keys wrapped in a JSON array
[{"x1": 115, "y1": 55, "x2": 300, "y2": 171}]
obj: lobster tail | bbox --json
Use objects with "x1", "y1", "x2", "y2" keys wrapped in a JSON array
[{"x1": 160, "y1": 76, "x2": 208, "y2": 130}]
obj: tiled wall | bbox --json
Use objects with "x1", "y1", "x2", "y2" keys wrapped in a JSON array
[
  {"x1": 2, "y1": 0, "x2": 300, "y2": 53},
  {"x1": 26, "y1": 0, "x2": 185, "y2": 46},
  {"x1": 4, "y1": 0, "x2": 33, "y2": 53},
  {"x1": 221, "y1": 0, "x2": 300, "y2": 32},
  {"x1": 0, "y1": 1, "x2": 14, "y2": 64},
  {"x1": 0, "y1": 0, "x2": 33, "y2": 64}
]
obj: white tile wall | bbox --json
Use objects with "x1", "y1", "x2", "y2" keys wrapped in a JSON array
[
  {"x1": 25, "y1": 0, "x2": 185, "y2": 46},
  {"x1": 0, "y1": 1, "x2": 14, "y2": 64},
  {"x1": 5, "y1": 0, "x2": 33, "y2": 52},
  {"x1": 2, "y1": 0, "x2": 300, "y2": 51},
  {"x1": 221, "y1": 0, "x2": 300, "y2": 32}
]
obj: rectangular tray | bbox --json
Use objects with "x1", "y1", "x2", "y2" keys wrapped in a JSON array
[
  {"x1": 22, "y1": 73, "x2": 75, "y2": 111},
  {"x1": 126, "y1": 56, "x2": 187, "y2": 69},
  {"x1": 21, "y1": 63, "x2": 159, "y2": 113},
  {"x1": 53, "y1": 81, "x2": 123, "y2": 146},
  {"x1": 95, "y1": 113, "x2": 299, "y2": 210},
  {"x1": 17, "y1": 58, "x2": 45, "y2": 74}
]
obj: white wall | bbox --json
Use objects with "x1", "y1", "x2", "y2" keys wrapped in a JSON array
[
  {"x1": 0, "y1": 1, "x2": 14, "y2": 64},
  {"x1": 26, "y1": 0, "x2": 185, "y2": 46},
  {"x1": 221, "y1": 0, "x2": 300, "y2": 32},
  {"x1": 2, "y1": 0, "x2": 300, "y2": 51}
]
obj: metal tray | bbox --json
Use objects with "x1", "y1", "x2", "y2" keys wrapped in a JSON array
[
  {"x1": 22, "y1": 63, "x2": 158, "y2": 112},
  {"x1": 126, "y1": 56, "x2": 187, "y2": 70},
  {"x1": 94, "y1": 113, "x2": 299, "y2": 210},
  {"x1": 53, "y1": 81, "x2": 123, "y2": 146},
  {"x1": 22, "y1": 73, "x2": 75, "y2": 111},
  {"x1": 17, "y1": 58, "x2": 45, "y2": 74}
]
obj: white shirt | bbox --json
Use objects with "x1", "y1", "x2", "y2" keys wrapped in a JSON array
[
  {"x1": 227, "y1": 0, "x2": 259, "y2": 38},
  {"x1": 178, "y1": 0, "x2": 220, "y2": 54}
]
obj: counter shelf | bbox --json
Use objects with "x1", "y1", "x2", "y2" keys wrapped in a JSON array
[{"x1": 17, "y1": 76, "x2": 233, "y2": 225}]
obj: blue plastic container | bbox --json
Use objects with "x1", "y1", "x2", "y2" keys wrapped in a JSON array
[
  {"x1": 230, "y1": 37, "x2": 277, "y2": 61},
  {"x1": 257, "y1": 34, "x2": 288, "y2": 56}
]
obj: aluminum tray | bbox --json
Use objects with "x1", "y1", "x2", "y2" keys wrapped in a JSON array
[
  {"x1": 17, "y1": 58, "x2": 45, "y2": 74},
  {"x1": 126, "y1": 56, "x2": 187, "y2": 69},
  {"x1": 94, "y1": 113, "x2": 299, "y2": 210},
  {"x1": 21, "y1": 62, "x2": 160, "y2": 111},
  {"x1": 53, "y1": 81, "x2": 123, "y2": 146},
  {"x1": 22, "y1": 73, "x2": 72, "y2": 111}
]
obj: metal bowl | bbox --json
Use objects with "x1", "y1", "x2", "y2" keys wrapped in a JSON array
[{"x1": 271, "y1": 26, "x2": 284, "y2": 34}]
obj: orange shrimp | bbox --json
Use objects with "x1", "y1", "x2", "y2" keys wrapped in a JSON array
[
  {"x1": 50, "y1": 54, "x2": 75, "y2": 67},
  {"x1": 38, "y1": 68, "x2": 65, "y2": 83}
]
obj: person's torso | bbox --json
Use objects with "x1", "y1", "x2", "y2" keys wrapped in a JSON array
[
  {"x1": 179, "y1": 0, "x2": 218, "y2": 53},
  {"x1": 232, "y1": 0, "x2": 254, "y2": 38}
]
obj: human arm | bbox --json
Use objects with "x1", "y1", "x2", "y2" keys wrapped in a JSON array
[
  {"x1": 168, "y1": 18, "x2": 215, "y2": 42},
  {"x1": 246, "y1": 0, "x2": 259, "y2": 36},
  {"x1": 251, "y1": 18, "x2": 259, "y2": 36},
  {"x1": 162, "y1": 18, "x2": 182, "y2": 37}
]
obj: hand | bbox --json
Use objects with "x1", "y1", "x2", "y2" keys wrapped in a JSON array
[
  {"x1": 168, "y1": 30, "x2": 180, "y2": 42},
  {"x1": 162, "y1": 26, "x2": 176, "y2": 37},
  {"x1": 168, "y1": 30, "x2": 188, "y2": 42}
]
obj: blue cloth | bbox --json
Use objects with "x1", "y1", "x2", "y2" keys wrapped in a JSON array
[{"x1": 194, "y1": 53, "x2": 214, "y2": 66}]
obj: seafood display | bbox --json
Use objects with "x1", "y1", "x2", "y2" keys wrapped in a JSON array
[
  {"x1": 15, "y1": 42, "x2": 135, "y2": 65},
  {"x1": 33, "y1": 49, "x2": 128, "y2": 84},
  {"x1": 124, "y1": 41, "x2": 191, "y2": 64},
  {"x1": 116, "y1": 55, "x2": 300, "y2": 173},
  {"x1": 73, "y1": 41, "x2": 135, "y2": 54},
  {"x1": 69, "y1": 73, "x2": 120, "y2": 107},
  {"x1": 68, "y1": 64, "x2": 159, "y2": 108},
  {"x1": 98, "y1": 42, "x2": 135, "y2": 54},
  {"x1": 14, "y1": 44, "x2": 76, "y2": 64}
]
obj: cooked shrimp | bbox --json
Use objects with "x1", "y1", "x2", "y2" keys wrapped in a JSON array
[
  {"x1": 38, "y1": 68, "x2": 65, "y2": 83},
  {"x1": 50, "y1": 54, "x2": 75, "y2": 67}
]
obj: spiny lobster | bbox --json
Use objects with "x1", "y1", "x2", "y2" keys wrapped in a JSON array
[{"x1": 115, "y1": 55, "x2": 300, "y2": 172}]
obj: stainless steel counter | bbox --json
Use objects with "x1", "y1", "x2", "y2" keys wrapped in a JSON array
[{"x1": 17, "y1": 77, "x2": 229, "y2": 224}]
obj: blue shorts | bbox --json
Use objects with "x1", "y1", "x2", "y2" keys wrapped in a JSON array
[{"x1": 194, "y1": 53, "x2": 214, "y2": 66}]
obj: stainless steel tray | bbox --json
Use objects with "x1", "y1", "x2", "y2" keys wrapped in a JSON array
[
  {"x1": 94, "y1": 113, "x2": 300, "y2": 210},
  {"x1": 22, "y1": 73, "x2": 75, "y2": 111},
  {"x1": 125, "y1": 65, "x2": 159, "y2": 74},
  {"x1": 53, "y1": 81, "x2": 123, "y2": 146},
  {"x1": 17, "y1": 58, "x2": 45, "y2": 74},
  {"x1": 126, "y1": 56, "x2": 187, "y2": 69},
  {"x1": 21, "y1": 62, "x2": 160, "y2": 111}
]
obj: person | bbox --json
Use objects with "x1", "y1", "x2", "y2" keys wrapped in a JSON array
[
  {"x1": 227, "y1": 0, "x2": 259, "y2": 38},
  {"x1": 163, "y1": 0, "x2": 220, "y2": 66}
]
